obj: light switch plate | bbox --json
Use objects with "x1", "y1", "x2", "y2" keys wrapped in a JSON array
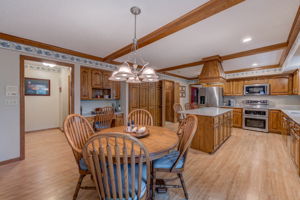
[{"x1": 6, "y1": 86, "x2": 18, "y2": 96}]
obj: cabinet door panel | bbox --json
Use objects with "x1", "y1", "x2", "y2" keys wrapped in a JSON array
[
  {"x1": 224, "y1": 81, "x2": 232, "y2": 96},
  {"x1": 268, "y1": 110, "x2": 282, "y2": 133},
  {"x1": 102, "y1": 72, "x2": 111, "y2": 89},
  {"x1": 129, "y1": 84, "x2": 140, "y2": 112},
  {"x1": 111, "y1": 81, "x2": 120, "y2": 100},
  {"x1": 80, "y1": 68, "x2": 91, "y2": 99},
  {"x1": 269, "y1": 77, "x2": 290, "y2": 95},
  {"x1": 232, "y1": 80, "x2": 244, "y2": 96},
  {"x1": 91, "y1": 70, "x2": 102, "y2": 88},
  {"x1": 233, "y1": 108, "x2": 242, "y2": 128}
]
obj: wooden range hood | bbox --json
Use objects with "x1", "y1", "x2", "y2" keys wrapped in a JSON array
[{"x1": 198, "y1": 55, "x2": 226, "y2": 85}]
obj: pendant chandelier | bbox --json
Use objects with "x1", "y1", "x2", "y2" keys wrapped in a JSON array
[{"x1": 109, "y1": 6, "x2": 159, "y2": 83}]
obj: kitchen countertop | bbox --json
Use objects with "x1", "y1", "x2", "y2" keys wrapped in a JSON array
[
  {"x1": 281, "y1": 110, "x2": 300, "y2": 124},
  {"x1": 82, "y1": 111, "x2": 124, "y2": 118},
  {"x1": 179, "y1": 107, "x2": 232, "y2": 117}
]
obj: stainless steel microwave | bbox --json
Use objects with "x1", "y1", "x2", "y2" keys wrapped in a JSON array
[{"x1": 244, "y1": 84, "x2": 269, "y2": 96}]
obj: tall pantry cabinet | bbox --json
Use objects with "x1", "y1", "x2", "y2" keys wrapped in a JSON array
[{"x1": 129, "y1": 81, "x2": 163, "y2": 126}]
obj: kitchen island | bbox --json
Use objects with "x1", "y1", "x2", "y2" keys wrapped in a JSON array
[{"x1": 180, "y1": 107, "x2": 233, "y2": 153}]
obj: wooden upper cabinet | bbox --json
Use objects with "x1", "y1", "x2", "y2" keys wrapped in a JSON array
[
  {"x1": 80, "y1": 67, "x2": 91, "y2": 99},
  {"x1": 224, "y1": 81, "x2": 232, "y2": 96},
  {"x1": 268, "y1": 109, "x2": 282, "y2": 134},
  {"x1": 293, "y1": 69, "x2": 300, "y2": 95},
  {"x1": 269, "y1": 76, "x2": 291, "y2": 95},
  {"x1": 102, "y1": 72, "x2": 111, "y2": 89},
  {"x1": 232, "y1": 80, "x2": 244, "y2": 96},
  {"x1": 244, "y1": 78, "x2": 268, "y2": 85},
  {"x1": 91, "y1": 69, "x2": 103, "y2": 88}
]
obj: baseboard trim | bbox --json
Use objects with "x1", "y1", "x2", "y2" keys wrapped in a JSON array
[
  {"x1": 25, "y1": 127, "x2": 60, "y2": 134},
  {"x1": 0, "y1": 157, "x2": 22, "y2": 166}
]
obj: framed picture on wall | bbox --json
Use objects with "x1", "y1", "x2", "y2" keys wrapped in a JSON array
[
  {"x1": 179, "y1": 85, "x2": 186, "y2": 98},
  {"x1": 25, "y1": 78, "x2": 50, "y2": 96}
]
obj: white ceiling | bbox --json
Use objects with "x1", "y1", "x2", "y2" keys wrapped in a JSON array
[
  {"x1": 288, "y1": 46, "x2": 300, "y2": 69},
  {"x1": 169, "y1": 65, "x2": 203, "y2": 78},
  {"x1": 168, "y1": 50, "x2": 283, "y2": 78},
  {"x1": 0, "y1": 0, "x2": 208, "y2": 57},
  {"x1": 0, "y1": 0, "x2": 299, "y2": 76},
  {"x1": 117, "y1": 0, "x2": 298, "y2": 68}
]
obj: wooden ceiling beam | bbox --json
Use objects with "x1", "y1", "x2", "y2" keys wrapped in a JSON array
[
  {"x1": 0, "y1": 32, "x2": 105, "y2": 62},
  {"x1": 157, "y1": 42, "x2": 287, "y2": 72},
  {"x1": 279, "y1": 6, "x2": 300, "y2": 67},
  {"x1": 222, "y1": 42, "x2": 287, "y2": 61},
  {"x1": 103, "y1": 0, "x2": 245, "y2": 62}
]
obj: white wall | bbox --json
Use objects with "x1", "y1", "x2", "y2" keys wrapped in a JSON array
[
  {"x1": 24, "y1": 65, "x2": 70, "y2": 131},
  {"x1": 0, "y1": 48, "x2": 83, "y2": 162},
  {"x1": 0, "y1": 49, "x2": 20, "y2": 162}
]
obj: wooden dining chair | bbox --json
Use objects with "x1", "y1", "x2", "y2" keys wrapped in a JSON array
[
  {"x1": 95, "y1": 106, "x2": 114, "y2": 114},
  {"x1": 83, "y1": 132, "x2": 151, "y2": 200},
  {"x1": 173, "y1": 103, "x2": 185, "y2": 123},
  {"x1": 152, "y1": 115, "x2": 198, "y2": 200},
  {"x1": 184, "y1": 103, "x2": 192, "y2": 110},
  {"x1": 128, "y1": 109, "x2": 153, "y2": 126},
  {"x1": 63, "y1": 114, "x2": 95, "y2": 200},
  {"x1": 94, "y1": 112, "x2": 114, "y2": 132}
]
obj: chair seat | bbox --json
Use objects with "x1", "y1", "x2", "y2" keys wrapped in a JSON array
[
  {"x1": 94, "y1": 122, "x2": 110, "y2": 130},
  {"x1": 153, "y1": 151, "x2": 184, "y2": 169},
  {"x1": 79, "y1": 158, "x2": 88, "y2": 171}
]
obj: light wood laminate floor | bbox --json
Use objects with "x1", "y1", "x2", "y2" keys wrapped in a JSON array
[{"x1": 1, "y1": 126, "x2": 300, "y2": 200}]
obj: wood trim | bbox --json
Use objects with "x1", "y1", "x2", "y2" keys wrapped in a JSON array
[
  {"x1": 161, "y1": 72, "x2": 192, "y2": 80},
  {"x1": 0, "y1": 157, "x2": 22, "y2": 166},
  {"x1": 19, "y1": 55, "x2": 75, "y2": 164},
  {"x1": 224, "y1": 64, "x2": 280, "y2": 74},
  {"x1": 157, "y1": 42, "x2": 287, "y2": 73},
  {"x1": 103, "y1": 0, "x2": 245, "y2": 62},
  {"x1": 279, "y1": 6, "x2": 300, "y2": 66},
  {"x1": 25, "y1": 127, "x2": 60, "y2": 134},
  {"x1": 157, "y1": 60, "x2": 205, "y2": 73},
  {"x1": 221, "y1": 42, "x2": 288, "y2": 61},
  {"x1": 0, "y1": 32, "x2": 104, "y2": 62}
]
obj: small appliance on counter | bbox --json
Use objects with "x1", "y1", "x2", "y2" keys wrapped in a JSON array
[{"x1": 227, "y1": 99, "x2": 235, "y2": 107}]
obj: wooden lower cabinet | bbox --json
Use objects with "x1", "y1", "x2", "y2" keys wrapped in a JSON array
[
  {"x1": 191, "y1": 111, "x2": 232, "y2": 153},
  {"x1": 233, "y1": 108, "x2": 243, "y2": 128},
  {"x1": 268, "y1": 109, "x2": 282, "y2": 133},
  {"x1": 282, "y1": 113, "x2": 300, "y2": 176}
]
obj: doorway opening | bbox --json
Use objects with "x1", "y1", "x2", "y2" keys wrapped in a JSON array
[{"x1": 20, "y1": 55, "x2": 74, "y2": 160}]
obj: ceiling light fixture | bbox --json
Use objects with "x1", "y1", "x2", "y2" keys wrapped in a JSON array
[
  {"x1": 252, "y1": 63, "x2": 258, "y2": 67},
  {"x1": 42, "y1": 62, "x2": 56, "y2": 68},
  {"x1": 242, "y1": 37, "x2": 252, "y2": 43},
  {"x1": 109, "y1": 6, "x2": 158, "y2": 83}
]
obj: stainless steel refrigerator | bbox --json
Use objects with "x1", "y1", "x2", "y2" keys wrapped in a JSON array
[{"x1": 190, "y1": 86, "x2": 224, "y2": 107}]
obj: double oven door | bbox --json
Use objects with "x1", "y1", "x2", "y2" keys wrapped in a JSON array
[{"x1": 243, "y1": 109, "x2": 268, "y2": 132}]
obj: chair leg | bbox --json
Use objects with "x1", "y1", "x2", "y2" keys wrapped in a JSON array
[
  {"x1": 178, "y1": 173, "x2": 188, "y2": 200},
  {"x1": 152, "y1": 169, "x2": 156, "y2": 200},
  {"x1": 73, "y1": 174, "x2": 85, "y2": 200}
]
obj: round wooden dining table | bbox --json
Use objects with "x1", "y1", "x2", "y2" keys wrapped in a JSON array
[{"x1": 99, "y1": 126, "x2": 178, "y2": 161}]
